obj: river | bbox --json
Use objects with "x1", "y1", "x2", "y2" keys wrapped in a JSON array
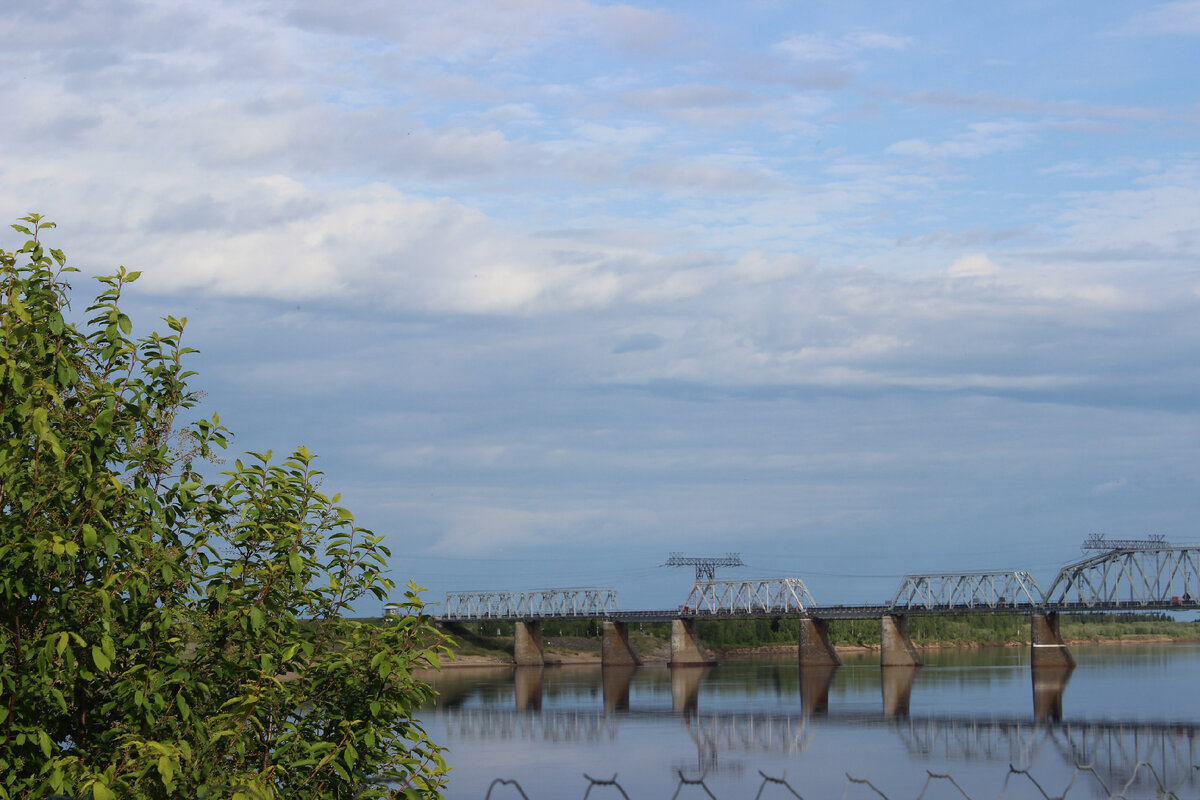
[{"x1": 417, "y1": 644, "x2": 1200, "y2": 799}]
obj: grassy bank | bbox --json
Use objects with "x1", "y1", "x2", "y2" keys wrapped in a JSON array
[{"x1": 435, "y1": 612, "x2": 1200, "y2": 662}]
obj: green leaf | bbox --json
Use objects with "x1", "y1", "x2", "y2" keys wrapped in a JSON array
[
  {"x1": 249, "y1": 606, "x2": 265, "y2": 631},
  {"x1": 91, "y1": 782, "x2": 114, "y2": 800},
  {"x1": 37, "y1": 728, "x2": 51, "y2": 758},
  {"x1": 92, "y1": 645, "x2": 111, "y2": 672},
  {"x1": 157, "y1": 755, "x2": 174, "y2": 784}
]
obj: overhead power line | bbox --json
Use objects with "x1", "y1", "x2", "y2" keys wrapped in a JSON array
[
  {"x1": 1081, "y1": 533, "x2": 1170, "y2": 552},
  {"x1": 664, "y1": 552, "x2": 744, "y2": 582}
]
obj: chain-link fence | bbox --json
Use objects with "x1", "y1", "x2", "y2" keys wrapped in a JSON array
[{"x1": 479, "y1": 763, "x2": 1200, "y2": 800}]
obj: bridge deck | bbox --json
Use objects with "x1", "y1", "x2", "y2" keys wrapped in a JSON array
[{"x1": 434, "y1": 598, "x2": 1200, "y2": 624}]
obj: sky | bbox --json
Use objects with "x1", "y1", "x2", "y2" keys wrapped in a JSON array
[{"x1": 3, "y1": 0, "x2": 1200, "y2": 613}]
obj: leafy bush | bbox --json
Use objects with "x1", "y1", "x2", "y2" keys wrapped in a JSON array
[{"x1": 0, "y1": 216, "x2": 448, "y2": 799}]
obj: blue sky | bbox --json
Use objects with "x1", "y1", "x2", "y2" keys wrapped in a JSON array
[{"x1": 3, "y1": 1, "x2": 1200, "y2": 611}]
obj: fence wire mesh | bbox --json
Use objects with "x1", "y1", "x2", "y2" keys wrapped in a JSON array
[{"x1": 476, "y1": 762, "x2": 1200, "y2": 800}]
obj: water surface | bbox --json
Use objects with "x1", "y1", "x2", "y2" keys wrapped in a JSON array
[{"x1": 419, "y1": 645, "x2": 1200, "y2": 799}]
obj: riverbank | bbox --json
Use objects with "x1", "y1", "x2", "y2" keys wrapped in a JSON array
[
  {"x1": 432, "y1": 628, "x2": 1200, "y2": 668},
  {"x1": 429, "y1": 633, "x2": 1200, "y2": 671},
  {"x1": 716, "y1": 633, "x2": 1200, "y2": 659}
]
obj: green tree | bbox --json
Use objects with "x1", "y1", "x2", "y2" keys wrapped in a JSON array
[{"x1": 0, "y1": 215, "x2": 449, "y2": 799}]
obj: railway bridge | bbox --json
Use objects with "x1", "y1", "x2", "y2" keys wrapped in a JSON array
[{"x1": 416, "y1": 544, "x2": 1200, "y2": 670}]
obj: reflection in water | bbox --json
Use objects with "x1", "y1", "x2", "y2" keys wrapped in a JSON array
[
  {"x1": 881, "y1": 665, "x2": 919, "y2": 718},
  {"x1": 513, "y1": 666, "x2": 543, "y2": 711},
  {"x1": 1032, "y1": 664, "x2": 1073, "y2": 721},
  {"x1": 602, "y1": 665, "x2": 636, "y2": 713},
  {"x1": 669, "y1": 665, "x2": 709, "y2": 714},
  {"x1": 897, "y1": 716, "x2": 1199, "y2": 792},
  {"x1": 439, "y1": 706, "x2": 1200, "y2": 792},
  {"x1": 799, "y1": 665, "x2": 837, "y2": 716},
  {"x1": 422, "y1": 647, "x2": 1200, "y2": 797}
]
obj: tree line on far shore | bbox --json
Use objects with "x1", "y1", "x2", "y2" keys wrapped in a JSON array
[{"x1": 444, "y1": 611, "x2": 1198, "y2": 655}]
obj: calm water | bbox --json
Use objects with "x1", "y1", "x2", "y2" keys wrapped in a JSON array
[{"x1": 418, "y1": 645, "x2": 1200, "y2": 799}]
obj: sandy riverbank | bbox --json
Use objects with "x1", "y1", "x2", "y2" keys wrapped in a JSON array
[{"x1": 427, "y1": 634, "x2": 1199, "y2": 670}]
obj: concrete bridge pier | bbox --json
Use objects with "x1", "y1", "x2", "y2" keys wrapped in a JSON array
[
  {"x1": 1030, "y1": 612, "x2": 1075, "y2": 669},
  {"x1": 669, "y1": 618, "x2": 715, "y2": 666},
  {"x1": 514, "y1": 620, "x2": 545, "y2": 666},
  {"x1": 601, "y1": 621, "x2": 641, "y2": 666},
  {"x1": 799, "y1": 617, "x2": 841, "y2": 667},
  {"x1": 880, "y1": 614, "x2": 923, "y2": 667}
]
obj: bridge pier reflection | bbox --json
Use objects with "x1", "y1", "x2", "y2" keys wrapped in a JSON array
[
  {"x1": 881, "y1": 665, "x2": 919, "y2": 718},
  {"x1": 798, "y1": 665, "x2": 838, "y2": 716},
  {"x1": 671, "y1": 665, "x2": 710, "y2": 714},
  {"x1": 1032, "y1": 664, "x2": 1073, "y2": 721},
  {"x1": 513, "y1": 665, "x2": 543, "y2": 710},
  {"x1": 602, "y1": 665, "x2": 637, "y2": 713}
]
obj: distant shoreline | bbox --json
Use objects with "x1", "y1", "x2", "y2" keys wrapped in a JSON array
[{"x1": 428, "y1": 634, "x2": 1200, "y2": 670}]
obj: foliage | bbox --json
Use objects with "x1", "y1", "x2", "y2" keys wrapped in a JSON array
[
  {"x1": 448, "y1": 613, "x2": 1200, "y2": 658},
  {"x1": 0, "y1": 215, "x2": 449, "y2": 799}
]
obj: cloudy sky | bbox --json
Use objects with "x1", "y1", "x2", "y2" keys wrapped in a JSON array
[{"x1": 4, "y1": 0, "x2": 1200, "y2": 611}]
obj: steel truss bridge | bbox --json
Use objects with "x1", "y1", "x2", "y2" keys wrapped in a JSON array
[
  {"x1": 438, "y1": 588, "x2": 619, "y2": 620},
  {"x1": 682, "y1": 577, "x2": 816, "y2": 615},
  {"x1": 431, "y1": 545, "x2": 1200, "y2": 622}
]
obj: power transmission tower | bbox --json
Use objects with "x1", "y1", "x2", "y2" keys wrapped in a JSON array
[
  {"x1": 1081, "y1": 533, "x2": 1170, "y2": 552},
  {"x1": 665, "y1": 552, "x2": 744, "y2": 582}
]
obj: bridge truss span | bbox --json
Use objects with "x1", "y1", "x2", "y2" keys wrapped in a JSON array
[
  {"x1": 683, "y1": 578, "x2": 817, "y2": 616},
  {"x1": 1044, "y1": 546, "x2": 1200, "y2": 608},
  {"x1": 890, "y1": 571, "x2": 1044, "y2": 612},
  {"x1": 440, "y1": 588, "x2": 619, "y2": 621}
]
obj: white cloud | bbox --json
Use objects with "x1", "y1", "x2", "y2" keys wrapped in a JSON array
[
  {"x1": 1091, "y1": 477, "x2": 1128, "y2": 495},
  {"x1": 430, "y1": 506, "x2": 603, "y2": 555},
  {"x1": 1125, "y1": 1, "x2": 1200, "y2": 35},
  {"x1": 733, "y1": 250, "x2": 816, "y2": 283},
  {"x1": 775, "y1": 30, "x2": 910, "y2": 62},
  {"x1": 887, "y1": 121, "x2": 1036, "y2": 160},
  {"x1": 948, "y1": 253, "x2": 1000, "y2": 277}
]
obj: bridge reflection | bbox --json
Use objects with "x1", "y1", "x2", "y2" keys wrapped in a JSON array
[
  {"x1": 436, "y1": 704, "x2": 1200, "y2": 791},
  {"x1": 427, "y1": 663, "x2": 1200, "y2": 793},
  {"x1": 429, "y1": 661, "x2": 1073, "y2": 719}
]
